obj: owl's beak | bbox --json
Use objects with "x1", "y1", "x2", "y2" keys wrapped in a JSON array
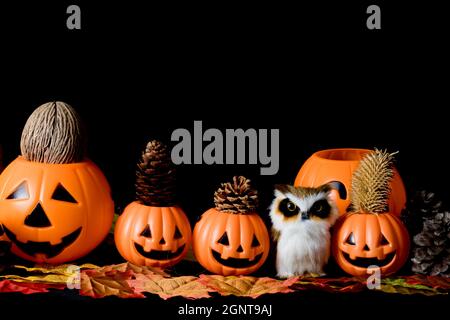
[{"x1": 301, "y1": 212, "x2": 309, "y2": 220}]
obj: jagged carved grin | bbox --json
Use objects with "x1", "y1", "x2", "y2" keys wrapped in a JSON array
[
  {"x1": 342, "y1": 251, "x2": 396, "y2": 268},
  {"x1": 211, "y1": 249, "x2": 263, "y2": 268},
  {"x1": 134, "y1": 242, "x2": 186, "y2": 260},
  {"x1": 2, "y1": 225, "x2": 82, "y2": 258}
]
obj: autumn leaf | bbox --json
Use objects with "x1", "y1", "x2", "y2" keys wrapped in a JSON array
[
  {"x1": 80, "y1": 269, "x2": 144, "y2": 298},
  {"x1": 130, "y1": 274, "x2": 210, "y2": 299},
  {"x1": 402, "y1": 275, "x2": 450, "y2": 290},
  {"x1": 0, "y1": 274, "x2": 71, "y2": 285},
  {"x1": 379, "y1": 284, "x2": 443, "y2": 296},
  {"x1": 93, "y1": 262, "x2": 168, "y2": 277},
  {"x1": 0, "y1": 263, "x2": 98, "y2": 285},
  {"x1": 0, "y1": 279, "x2": 65, "y2": 294},
  {"x1": 13, "y1": 263, "x2": 99, "y2": 274},
  {"x1": 379, "y1": 277, "x2": 446, "y2": 296},
  {"x1": 199, "y1": 275, "x2": 298, "y2": 298},
  {"x1": 293, "y1": 276, "x2": 366, "y2": 293}
]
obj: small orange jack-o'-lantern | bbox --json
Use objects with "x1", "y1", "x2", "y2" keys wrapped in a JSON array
[
  {"x1": 193, "y1": 176, "x2": 270, "y2": 276},
  {"x1": 114, "y1": 140, "x2": 192, "y2": 268},
  {"x1": 0, "y1": 102, "x2": 114, "y2": 263},
  {"x1": 115, "y1": 202, "x2": 191, "y2": 268},
  {"x1": 331, "y1": 150, "x2": 410, "y2": 276},
  {"x1": 332, "y1": 212, "x2": 409, "y2": 276},
  {"x1": 295, "y1": 149, "x2": 406, "y2": 216}
]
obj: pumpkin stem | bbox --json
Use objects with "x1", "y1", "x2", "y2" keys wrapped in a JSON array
[
  {"x1": 20, "y1": 101, "x2": 86, "y2": 164},
  {"x1": 214, "y1": 176, "x2": 259, "y2": 214},
  {"x1": 135, "y1": 140, "x2": 177, "y2": 207},
  {"x1": 351, "y1": 149, "x2": 398, "y2": 214}
]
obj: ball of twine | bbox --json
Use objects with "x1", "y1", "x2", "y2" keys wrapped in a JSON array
[{"x1": 20, "y1": 101, "x2": 86, "y2": 164}]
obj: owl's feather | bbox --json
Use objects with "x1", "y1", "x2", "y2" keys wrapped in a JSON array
[{"x1": 271, "y1": 227, "x2": 280, "y2": 242}]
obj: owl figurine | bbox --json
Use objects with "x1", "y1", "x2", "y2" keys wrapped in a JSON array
[{"x1": 269, "y1": 182, "x2": 345, "y2": 278}]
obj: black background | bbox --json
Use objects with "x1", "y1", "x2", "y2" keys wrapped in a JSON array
[{"x1": 1, "y1": 0, "x2": 449, "y2": 317}]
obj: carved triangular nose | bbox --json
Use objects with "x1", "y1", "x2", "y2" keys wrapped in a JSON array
[
  {"x1": 159, "y1": 238, "x2": 166, "y2": 245},
  {"x1": 237, "y1": 245, "x2": 244, "y2": 253},
  {"x1": 24, "y1": 203, "x2": 52, "y2": 227},
  {"x1": 363, "y1": 244, "x2": 370, "y2": 251}
]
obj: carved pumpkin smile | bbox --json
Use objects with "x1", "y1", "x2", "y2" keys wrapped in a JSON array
[
  {"x1": 134, "y1": 242, "x2": 186, "y2": 261},
  {"x1": 211, "y1": 249, "x2": 263, "y2": 269},
  {"x1": 342, "y1": 251, "x2": 396, "y2": 269},
  {"x1": 3, "y1": 225, "x2": 81, "y2": 258}
]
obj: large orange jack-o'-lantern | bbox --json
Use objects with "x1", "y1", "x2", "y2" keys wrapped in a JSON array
[
  {"x1": 295, "y1": 149, "x2": 406, "y2": 216},
  {"x1": 0, "y1": 158, "x2": 114, "y2": 263},
  {"x1": 331, "y1": 150, "x2": 410, "y2": 276},
  {"x1": 114, "y1": 140, "x2": 191, "y2": 268},
  {"x1": 193, "y1": 176, "x2": 270, "y2": 276},
  {"x1": 0, "y1": 102, "x2": 114, "y2": 264}
]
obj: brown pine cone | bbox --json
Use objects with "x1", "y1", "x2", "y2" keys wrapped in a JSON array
[
  {"x1": 402, "y1": 190, "x2": 444, "y2": 236},
  {"x1": 214, "y1": 176, "x2": 258, "y2": 214},
  {"x1": 135, "y1": 140, "x2": 176, "y2": 206},
  {"x1": 407, "y1": 191, "x2": 450, "y2": 277}
]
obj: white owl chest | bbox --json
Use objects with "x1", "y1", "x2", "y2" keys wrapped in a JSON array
[{"x1": 277, "y1": 222, "x2": 330, "y2": 258}]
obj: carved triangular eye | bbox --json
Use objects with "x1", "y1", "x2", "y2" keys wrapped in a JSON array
[
  {"x1": 7, "y1": 181, "x2": 29, "y2": 200},
  {"x1": 218, "y1": 232, "x2": 229, "y2": 246},
  {"x1": 52, "y1": 184, "x2": 77, "y2": 203},
  {"x1": 251, "y1": 235, "x2": 260, "y2": 247},
  {"x1": 174, "y1": 226, "x2": 183, "y2": 239},
  {"x1": 346, "y1": 233, "x2": 356, "y2": 245},
  {"x1": 140, "y1": 225, "x2": 152, "y2": 238},
  {"x1": 380, "y1": 234, "x2": 389, "y2": 245}
]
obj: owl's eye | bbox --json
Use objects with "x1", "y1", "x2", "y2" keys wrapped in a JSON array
[
  {"x1": 279, "y1": 198, "x2": 299, "y2": 217},
  {"x1": 309, "y1": 199, "x2": 331, "y2": 218},
  {"x1": 287, "y1": 202, "x2": 297, "y2": 211}
]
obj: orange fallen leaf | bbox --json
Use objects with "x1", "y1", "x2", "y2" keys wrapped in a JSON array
[
  {"x1": 80, "y1": 269, "x2": 144, "y2": 298},
  {"x1": 92, "y1": 262, "x2": 168, "y2": 277},
  {"x1": 129, "y1": 274, "x2": 210, "y2": 300},
  {"x1": 199, "y1": 275, "x2": 298, "y2": 298},
  {"x1": 0, "y1": 280, "x2": 65, "y2": 294},
  {"x1": 293, "y1": 276, "x2": 366, "y2": 293}
]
